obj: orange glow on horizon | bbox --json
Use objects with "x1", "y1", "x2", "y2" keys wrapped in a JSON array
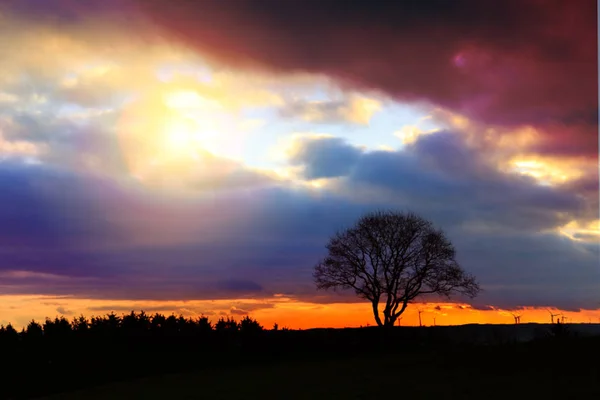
[{"x1": 1, "y1": 295, "x2": 599, "y2": 330}]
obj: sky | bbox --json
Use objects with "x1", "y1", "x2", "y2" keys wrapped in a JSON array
[{"x1": 0, "y1": 0, "x2": 598, "y2": 328}]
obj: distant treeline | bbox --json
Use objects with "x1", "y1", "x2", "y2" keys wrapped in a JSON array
[
  {"x1": 0, "y1": 311, "x2": 365, "y2": 399},
  {"x1": 0, "y1": 311, "x2": 597, "y2": 399}
]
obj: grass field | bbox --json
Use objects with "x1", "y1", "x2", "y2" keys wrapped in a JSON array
[{"x1": 42, "y1": 342, "x2": 600, "y2": 399}]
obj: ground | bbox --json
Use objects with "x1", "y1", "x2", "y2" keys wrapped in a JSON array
[{"x1": 41, "y1": 341, "x2": 600, "y2": 399}]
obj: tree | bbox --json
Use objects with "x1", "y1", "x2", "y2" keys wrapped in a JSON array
[
  {"x1": 239, "y1": 316, "x2": 263, "y2": 333},
  {"x1": 215, "y1": 317, "x2": 239, "y2": 333},
  {"x1": 313, "y1": 211, "x2": 480, "y2": 327}
]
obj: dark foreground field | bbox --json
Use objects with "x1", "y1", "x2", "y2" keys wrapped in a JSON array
[
  {"x1": 38, "y1": 328, "x2": 600, "y2": 400},
  {"x1": 42, "y1": 339, "x2": 599, "y2": 400},
  {"x1": 2, "y1": 316, "x2": 597, "y2": 399}
]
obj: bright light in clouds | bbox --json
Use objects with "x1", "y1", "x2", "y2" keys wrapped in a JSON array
[
  {"x1": 558, "y1": 220, "x2": 600, "y2": 242},
  {"x1": 395, "y1": 125, "x2": 440, "y2": 145},
  {"x1": 342, "y1": 95, "x2": 381, "y2": 124},
  {"x1": 116, "y1": 87, "x2": 255, "y2": 186},
  {"x1": 163, "y1": 91, "x2": 225, "y2": 157},
  {"x1": 163, "y1": 117, "x2": 198, "y2": 154},
  {"x1": 509, "y1": 158, "x2": 584, "y2": 186}
]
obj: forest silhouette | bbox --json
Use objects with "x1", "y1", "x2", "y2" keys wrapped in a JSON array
[{"x1": 1, "y1": 310, "x2": 599, "y2": 399}]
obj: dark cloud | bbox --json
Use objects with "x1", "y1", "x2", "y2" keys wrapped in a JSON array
[
  {"x1": 0, "y1": 162, "x2": 129, "y2": 250},
  {"x1": 452, "y1": 231, "x2": 599, "y2": 310},
  {"x1": 56, "y1": 306, "x2": 73, "y2": 316},
  {"x1": 215, "y1": 279, "x2": 264, "y2": 294},
  {"x1": 229, "y1": 307, "x2": 248, "y2": 316},
  {"x1": 2, "y1": 0, "x2": 595, "y2": 158},
  {"x1": 0, "y1": 155, "x2": 597, "y2": 310},
  {"x1": 0, "y1": 0, "x2": 142, "y2": 30},
  {"x1": 86, "y1": 305, "x2": 168, "y2": 313},
  {"x1": 82, "y1": 302, "x2": 273, "y2": 318},
  {"x1": 84, "y1": 305, "x2": 217, "y2": 317},
  {"x1": 231, "y1": 302, "x2": 276, "y2": 312},
  {"x1": 290, "y1": 131, "x2": 587, "y2": 232},
  {"x1": 127, "y1": 0, "x2": 596, "y2": 158},
  {"x1": 288, "y1": 137, "x2": 362, "y2": 179},
  {"x1": 470, "y1": 305, "x2": 496, "y2": 312}
]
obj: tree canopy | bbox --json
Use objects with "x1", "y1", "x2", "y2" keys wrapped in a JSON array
[{"x1": 314, "y1": 210, "x2": 480, "y2": 327}]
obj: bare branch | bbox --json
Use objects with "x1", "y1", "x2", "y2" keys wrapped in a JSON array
[{"x1": 313, "y1": 210, "x2": 481, "y2": 327}]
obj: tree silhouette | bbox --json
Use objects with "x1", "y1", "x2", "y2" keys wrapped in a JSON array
[
  {"x1": 196, "y1": 315, "x2": 213, "y2": 333},
  {"x1": 43, "y1": 317, "x2": 72, "y2": 340},
  {"x1": 72, "y1": 315, "x2": 89, "y2": 335},
  {"x1": 25, "y1": 320, "x2": 44, "y2": 340},
  {"x1": 215, "y1": 317, "x2": 239, "y2": 333},
  {"x1": 122, "y1": 310, "x2": 151, "y2": 336},
  {"x1": 0, "y1": 323, "x2": 19, "y2": 344},
  {"x1": 150, "y1": 312, "x2": 166, "y2": 332},
  {"x1": 314, "y1": 210, "x2": 480, "y2": 327},
  {"x1": 239, "y1": 316, "x2": 263, "y2": 333},
  {"x1": 0, "y1": 308, "x2": 594, "y2": 399}
]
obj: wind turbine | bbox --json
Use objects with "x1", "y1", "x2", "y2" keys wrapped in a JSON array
[
  {"x1": 547, "y1": 310, "x2": 560, "y2": 324},
  {"x1": 417, "y1": 309, "x2": 423, "y2": 327},
  {"x1": 511, "y1": 313, "x2": 521, "y2": 325}
]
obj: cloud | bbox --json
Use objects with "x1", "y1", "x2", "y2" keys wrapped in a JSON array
[
  {"x1": 0, "y1": 162, "x2": 131, "y2": 251},
  {"x1": 0, "y1": 140, "x2": 597, "y2": 311},
  {"x1": 287, "y1": 131, "x2": 588, "y2": 232},
  {"x1": 1, "y1": 108, "x2": 127, "y2": 176},
  {"x1": 227, "y1": 303, "x2": 276, "y2": 316},
  {"x1": 216, "y1": 280, "x2": 264, "y2": 294},
  {"x1": 56, "y1": 306, "x2": 73, "y2": 316},
  {"x1": 0, "y1": 0, "x2": 596, "y2": 315},
  {"x1": 83, "y1": 300, "x2": 275, "y2": 318},
  {"x1": 287, "y1": 135, "x2": 363, "y2": 179},
  {"x1": 229, "y1": 307, "x2": 248, "y2": 316},
  {"x1": 127, "y1": 0, "x2": 596, "y2": 154},
  {"x1": 279, "y1": 94, "x2": 381, "y2": 125},
  {"x1": 2, "y1": 1, "x2": 595, "y2": 163}
]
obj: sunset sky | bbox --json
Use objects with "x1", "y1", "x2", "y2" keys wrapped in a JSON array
[{"x1": 0, "y1": 0, "x2": 598, "y2": 329}]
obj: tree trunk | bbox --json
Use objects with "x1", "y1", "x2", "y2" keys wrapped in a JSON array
[
  {"x1": 385, "y1": 300, "x2": 409, "y2": 327},
  {"x1": 383, "y1": 319, "x2": 395, "y2": 328},
  {"x1": 388, "y1": 313, "x2": 402, "y2": 327},
  {"x1": 383, "y1": 309, "x2": 394, "y2": 328},
  {"x1": 371, "y1": 301, "x2": 383, "y2": 327}
]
